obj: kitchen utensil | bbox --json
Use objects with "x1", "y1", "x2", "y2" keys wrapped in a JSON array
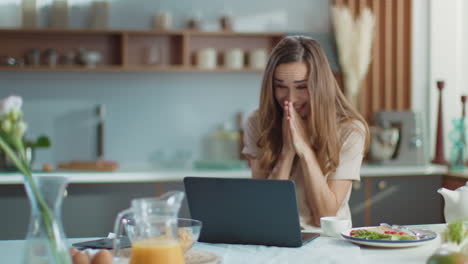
[
  {"x1": 57, "y1": 160, "x2": 118, "y2": 171},
  {"x1": 62, "y1": 50, "x2": 76, "y2": 66},
  {"x1": 49, "y1": 0, "x2": 69, "y2": 28},
  {"x1": 0, "y1": 56, "x2": 18, "y2": 66},
  {"x1": 22, "y1": 0, "x2": 37, "y2": 28},
  {"x1": 438, "y1": 182, "x2": 468, "y2": 223},
  {"x1": 380, "y1": 223, "x2": 419, "y2": 237},
  {"x1": 125, "y1": 218, "x2": 202, "y2": 253},
  {"x1": 224, "y1": 48, "x2": 244, "y2": 69},
  {"x1": 113, "y1": 192, "x2": 186, "y2": 264},
  {"x1": 78, "y1": 48, "x2": 102, "y2": 67},
  {"x1": 320, "y1": 216, "x2": 351, "y2": 237},
  {"x1": 372, "y1": 111, "x2": 427, "y2": 165},
  {"x1": 43, "y1": 49, "x2": 58, "y2": 67},
  {"x1": 89, "y1": 0, "x2": 109, "y2": 28},
  {"x1": 196, "y1": 48, "x2": 217, "y2": 69},
  {"x1": 25, "y1": 49, "x2": 40, "y2": 66},
  {"x1": 96, "y1": 104, "x2": 105, "y2": 159},
  {"x1": 341, "y1": 226, "x2": 437, "y2": 248},
  {"x1": 145, "y1": 45, "x2": 161, "y2": 65},
  {"x1": 368, "y1": 125, "x2": 399, "y2": 162},
  {"x1": 248, "y1": 48, "x2": 268, "y2": 70},
  {"x1": 153, "y1": 12, "x2": 172, "y2": 30}
]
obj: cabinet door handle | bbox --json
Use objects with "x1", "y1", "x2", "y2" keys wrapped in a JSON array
[
  {"x1": 377, "y1": 180, "x2": 387, "y2": 191},
  {"x1": 353, "y1": 182, "x2": 362, "y2": 190}
]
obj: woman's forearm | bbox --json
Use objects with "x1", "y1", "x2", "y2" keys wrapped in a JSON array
[
  {"x1": 298, "y1": 149, "x2": 340, "y2": 224},
  {"x1": 268, "y1": 151, "x2": 295, "y2": 180}
]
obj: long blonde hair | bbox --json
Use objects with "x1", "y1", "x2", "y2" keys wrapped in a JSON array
[{"x1": 257, "y1": 36, "x2": 369, "y2": 176}]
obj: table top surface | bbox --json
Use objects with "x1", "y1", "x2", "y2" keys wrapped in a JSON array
[{"x1": 0, "y1": 224, "x2": 447, "y2": 264}]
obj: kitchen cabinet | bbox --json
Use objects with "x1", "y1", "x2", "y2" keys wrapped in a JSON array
[
  {"x1": 349, "y1": 181, "x2": 366, "y2": 227},
  {"x1": 0, "y1": 28, "x2": 284, "y2": 72},
  {"x1": 349, "y1": 176, "x2": 443, "y2": 227},
  {"x1": 0, "y1": 182, "x2": 159, "y2": 240}
]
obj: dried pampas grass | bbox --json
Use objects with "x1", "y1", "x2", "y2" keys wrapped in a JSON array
[{"x1": 331, "y1": 6, "x2": 375, "y2": 108}]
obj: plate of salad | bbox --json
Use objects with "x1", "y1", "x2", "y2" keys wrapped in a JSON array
[{"x1": 341, "y1": 224, "x2": 438, "y2": 248}]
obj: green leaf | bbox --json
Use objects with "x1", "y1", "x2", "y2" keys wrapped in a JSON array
[
  {"x1": 35, "y1": 136, "x2": 51, "y2": 148},
  {"x1": 443, "y1": 220, "x2": 466, "y2": 244}
]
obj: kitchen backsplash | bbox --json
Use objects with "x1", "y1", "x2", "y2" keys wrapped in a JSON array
[{"x1": 0, "y1": 72, "x2": 262, "y2": 168}]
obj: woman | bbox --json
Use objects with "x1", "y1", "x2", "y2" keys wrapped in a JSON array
[{"x1": 242, "y1": 36, "x2": 369, "y2": 229}]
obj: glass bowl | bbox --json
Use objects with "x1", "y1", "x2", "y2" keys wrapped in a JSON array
[
  {"x1": 177, "y1": 218, "x2": 202, "y2": 252},
  {"x1": 123, "y1": 217, "x2": 202, "y2": 253}
]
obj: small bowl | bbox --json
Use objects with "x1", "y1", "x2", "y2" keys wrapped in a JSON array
[
  {"x1": 177, "y1": 218, "x2": 202, "y2": 252},
  {"x1": 123, "y1": 217, "x2": 202, "y2": 253}
]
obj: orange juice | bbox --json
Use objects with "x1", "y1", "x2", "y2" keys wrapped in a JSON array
[{"x1": 130, "y1": 238, "x2": 185, "y2": 264}]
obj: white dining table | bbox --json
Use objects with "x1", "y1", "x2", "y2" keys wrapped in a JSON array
[{"x1": 0, "y1": 224, "x2": 446, "y2": 264}]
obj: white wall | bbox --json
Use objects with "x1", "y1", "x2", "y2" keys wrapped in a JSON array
[
  {"x1": 412, "y1": 0, "x2": 430, "y2": 152},
  {"x1": 429, "y1": 0, "x2": 468, "y2": 163}
]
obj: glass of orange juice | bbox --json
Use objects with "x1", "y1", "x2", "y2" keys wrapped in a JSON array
[{"x1": 130, "y1": 237, "x2": 184, "y2": 264}]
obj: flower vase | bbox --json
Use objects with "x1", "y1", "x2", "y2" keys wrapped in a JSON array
[
  {"x1": 449, "y1": 117, "x2": 466, "y2": 171},
  {"x1": 23, "y1": 175, "x2": 71, "y2": 264}
]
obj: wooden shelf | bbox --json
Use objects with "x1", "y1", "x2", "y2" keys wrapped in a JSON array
[
  {"x1": 0, "y1": 65, "x2": 265, "y2": 73},
  {"x1": 0, "y1": 65, "x2": 123, "y2": 72},
  {"x1": 0, "y1": 28, "x2": 285, "y2": 73}
]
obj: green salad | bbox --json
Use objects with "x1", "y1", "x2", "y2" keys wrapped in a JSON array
[{"x1": 350, "y1": 230, "x2": 417, "y2": 241}]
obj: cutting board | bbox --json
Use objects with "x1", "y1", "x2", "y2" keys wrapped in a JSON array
[{"x1": 57, "y1": 160, "x2": 119, "y2": 172}]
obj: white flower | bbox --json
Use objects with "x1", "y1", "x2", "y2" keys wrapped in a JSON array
[
  {"x1": 14, "y1": 121, "x2": 27, "y2": 138},
  {"x1": 0, "y1": 95, "x2": 23, "y2": 116},
  {"x1": 1, "y1": 119, "x2": 11, "y2": 133}
]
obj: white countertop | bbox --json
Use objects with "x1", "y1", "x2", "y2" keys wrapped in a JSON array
[
  {"x1": 0, "y1": 224, "x2": 446, "y2": 264},
  {"x1": 446, "y1": 169, "x2": 468, "y2": 179},
  {"x1": 0, "y1": 164, "x2": 447, "y2": 185}
]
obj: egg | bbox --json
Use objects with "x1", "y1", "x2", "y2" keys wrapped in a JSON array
[
  {"x1": 91, "y1": 250, "x2": 113, "y2": 264},
  {"x1": 42, "y1": 163, "x2": 54, "y2": 172},
  {"x1": 72, "y1": 250, "x2": 90, "y2": 264}
]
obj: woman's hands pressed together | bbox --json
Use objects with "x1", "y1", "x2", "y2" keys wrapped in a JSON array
[
  {"x1": 281, "y1": 105, "x2": 295, "y2": 159},
  {"x1": 284, "y1": 101, "x2": 313, "y2": 158}
]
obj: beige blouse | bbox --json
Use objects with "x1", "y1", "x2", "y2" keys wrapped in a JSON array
[{"x1": 242, "y1": 110, "x2": 365, "y2": 229}]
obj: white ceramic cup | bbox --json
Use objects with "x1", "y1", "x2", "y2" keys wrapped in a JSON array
[{"x1": 320, "y1": 216, "x2": 351, "y2": 237}]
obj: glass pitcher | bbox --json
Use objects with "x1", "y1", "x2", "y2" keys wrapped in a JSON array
[{"x1": 113, "y1": 191, "x2": 185, "y2": 264}]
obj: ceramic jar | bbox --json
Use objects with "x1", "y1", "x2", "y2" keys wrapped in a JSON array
[
  {"x1": 196, "y1": 48, "x2": 217, "y2": 69},
  {"x1": 249, "y1": 48, "x2": 268, "y2": 69},
  {"x1": 224, "y1": 48, "x2": 244, "y2": 70},
  {"x1": 153, "y1": 12, "x2": 172, "y2": 30}
]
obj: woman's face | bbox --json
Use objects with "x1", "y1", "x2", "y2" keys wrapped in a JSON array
[{"x1": 273, "y1": 62, "x2": 310, "y2": 119}]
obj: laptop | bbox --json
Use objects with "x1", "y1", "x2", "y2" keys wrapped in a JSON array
[{"x1": 183, "y1": 177, "x2": 319, "y2": 247}]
